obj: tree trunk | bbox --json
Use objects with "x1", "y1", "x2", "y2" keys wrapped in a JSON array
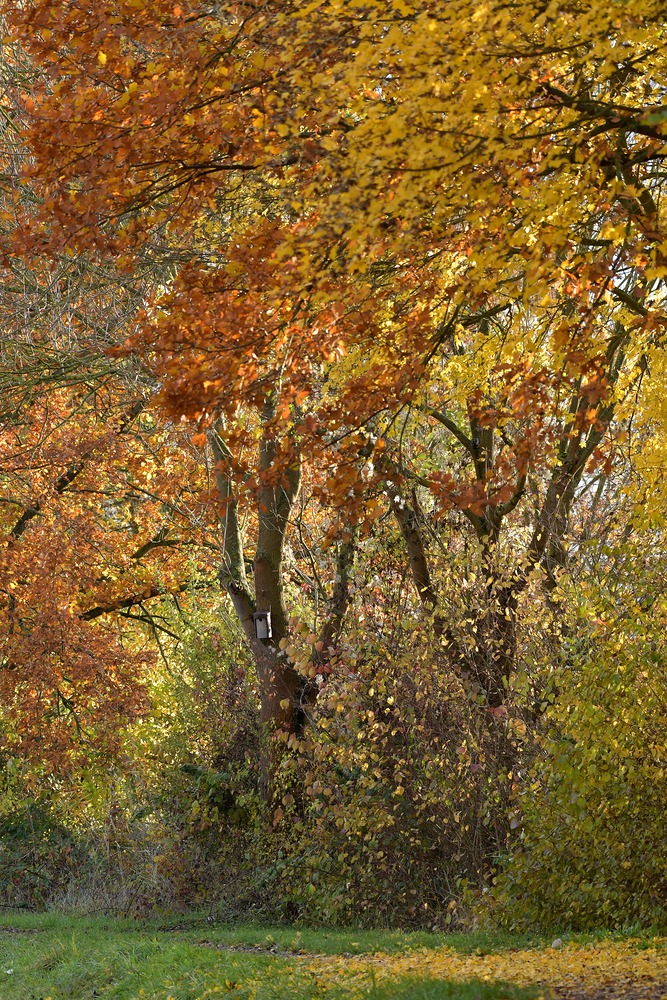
[{"x1": 211, "y1": 416, "x2": 324, "y2": 798}]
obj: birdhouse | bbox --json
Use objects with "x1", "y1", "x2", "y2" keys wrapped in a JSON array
[{"x1": 253, "y1": 610, "x2": 272, "y2": 640}]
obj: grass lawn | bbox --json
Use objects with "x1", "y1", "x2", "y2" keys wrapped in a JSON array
[{"x1": 0, "y1": 911, "x2": 663, "y2": 999}]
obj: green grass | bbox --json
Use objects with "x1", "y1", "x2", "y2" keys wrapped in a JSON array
[
  {"x1": 0, "y1": 917, "x2": 284, "y2": 999},
  {"x1": 0, "y1": 910, "x2": 643, "y2": 999}
]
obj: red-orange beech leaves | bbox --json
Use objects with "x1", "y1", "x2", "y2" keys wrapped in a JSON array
[{"x1": 0, "y1": 381, "x2": 214, "y2": 769}]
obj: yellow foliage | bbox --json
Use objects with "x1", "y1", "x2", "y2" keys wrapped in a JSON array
[{"x1": 308, "y1": 939, "x2": 667, "y2": 998}]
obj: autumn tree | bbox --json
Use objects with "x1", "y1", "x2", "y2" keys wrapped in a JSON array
[{"x1": 3, "y1": 0, "x2": 667, "y2": 771}]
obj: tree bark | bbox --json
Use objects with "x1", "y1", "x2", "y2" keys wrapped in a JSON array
[{"x1": 210, "y1": 417, "x2": 310, "y2": 797}]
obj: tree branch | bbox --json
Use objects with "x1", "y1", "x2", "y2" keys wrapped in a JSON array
[
  {"x1": 9, "y1": 399, "x2": 145, "y2": 540},
  {"x1": 80, "y1": 582, "x2": 190, "y2": 621},
  {"x1": 422, "y1": 406, "x2": 475, "y2": 455}
]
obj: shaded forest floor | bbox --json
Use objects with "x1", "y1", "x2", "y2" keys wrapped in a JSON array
[{"x1": 1, "y1": 912, "x2": 666, "y2": 999}]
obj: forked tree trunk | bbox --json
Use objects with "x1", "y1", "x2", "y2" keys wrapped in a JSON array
[
  {"x1": 394, "y1": 324, "x2": 628, "y2": 706},
  {"x1": 212, "y1": 423, "x2": 302, "y2": 709},
  {"x1": 210, "y1": 415, "x2": 353, "y2": 798}
]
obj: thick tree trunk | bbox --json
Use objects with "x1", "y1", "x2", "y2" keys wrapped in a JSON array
[
  {"x1": 212, "y1": 423, "x2": 305, "y2": 698},
  {"x1": 210, "y1": 416, "x2": 331, "y2": 799}
]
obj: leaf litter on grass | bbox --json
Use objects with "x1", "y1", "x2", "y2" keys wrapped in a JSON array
[
  {"x1": 5, "y1": 921, "x2": 667, "y2": 999},
  {"x1": 302, "y1": 938, "x2": 667, "y2": 1000}
]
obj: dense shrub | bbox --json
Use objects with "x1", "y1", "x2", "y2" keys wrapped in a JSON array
[
  {"x1": 7, "y1": 557, "x2": 667, "y2": 932},
  {"x1": 493, "y1": 582, "x2": 667, "y2": 931}
]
